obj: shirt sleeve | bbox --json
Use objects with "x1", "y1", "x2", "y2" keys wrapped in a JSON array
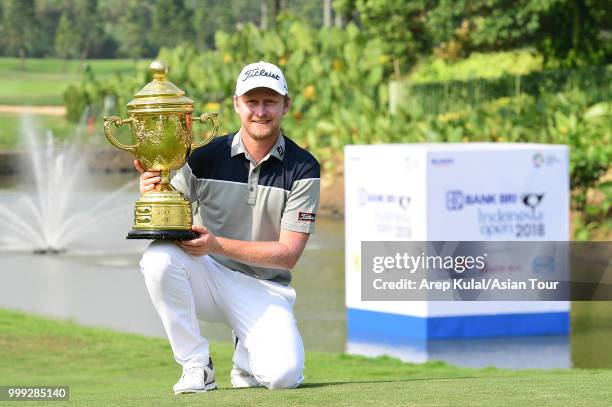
[
  {"x1": 281, "y1": 177, "x2": 320, "y2": 234},
  {"x1": 170, "y1": 163, "x2": 198, "y2": 203}
]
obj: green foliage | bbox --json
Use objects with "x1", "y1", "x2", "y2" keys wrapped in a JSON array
[
  {"x1": 54, "y1": 12, "x2": 80, "y2": 60},
  {"x1": 2, "y1": 0, "x2": 105, "y2": 60},
  {"x1": 410, "y1": 51, "x2": 543, "y2": 83},
  {"x1": 63, "y1": 85, "x2": 87, "y2": 122},
  {"x1": 99, "y1": 0, "x2": 156, "y2": 59},
  {"x1": 424, "y1": 0, "x2": 610, "y2": 67},
  {"x1": 480, "y1": 1, "x2": 548, "y2": 46},
  {"x1": 68, "y1": 19, "x2": 392, "y2": 152},
  {"x1": 537, "y1": 0, "x2": 609, "y2": 67},
  {"x1": 71, "y1": 0, "x2": 105, "y2": 60},
  {"x1": 547, "y1": 94, "x2": 611, "y2": 201},
  {"x1": 355, "y1": 0, "x2": 430, "y2": 73},
  {"x1": 402, "y1": 65, "x2": 611, "y2": 115},
  {"x1": 348, "y1": 0, "x2": 609, "y2": 69},
  {"x1": 1, "y1": 0, "x2": 39, "y2": 64},
  {"x1": 331, "y1": 0, "x2": 357, "y2": 26},
  {"x1": 0, "y1": 0, "x2": 324, "y2": 60},
  {"x1": 190, "y1": 0, "x2": 260, "y2": 50},
  {"x1": 67, "y1": 20, "x2": 611, "y2": 239},
  {"x1": 150, "y1": 0, "x2": 194, "y2": 50},
  {"x1": 1, "y1": 0, "x2": 609, "y2": 70}
]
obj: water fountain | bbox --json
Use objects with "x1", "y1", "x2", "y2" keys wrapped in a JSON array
[
  {"x1": 0, "y1": 114, "x2": 137, "y2": 254},
  {"x1": 0, "y1": 113, "x2": 349, "y2": 352}
]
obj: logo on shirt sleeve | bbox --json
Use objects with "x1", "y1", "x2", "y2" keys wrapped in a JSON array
[{"x1": 298, "y1": 212, "x2": 316, "y2": 222}]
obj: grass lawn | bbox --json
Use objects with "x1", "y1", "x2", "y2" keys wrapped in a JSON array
[
  {"x1": 0, "y1": 113, "x2": 131, "y2": 149},
  {"x1": 0, "y1": 58, "x2": 141, "y2": 106},
  {"x1": 1, "y1": 309, "x2": 611, "y2": 406},
  {"x1": 571, "y1": 301, "x2": 612, "y2": 368},
  {"x1": 0, "y1": 113, "x2": 78, "y2": 148}
]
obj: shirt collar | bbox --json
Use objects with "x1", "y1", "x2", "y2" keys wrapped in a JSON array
[
  {"x1": 230, "y1": 131, "x2": 285, "y2": 162},
  {"x1": 230, "y1": 131, "x2": 245, "y2": 157}
]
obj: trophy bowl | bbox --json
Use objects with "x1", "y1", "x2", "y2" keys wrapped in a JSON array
[{"x1": 103, "y1": 60, "x2": 219, "y2": 240}]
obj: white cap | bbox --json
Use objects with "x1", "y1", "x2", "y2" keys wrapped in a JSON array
[{"x1": 235, "y1": 61, "x2": 288, "y2": 96}]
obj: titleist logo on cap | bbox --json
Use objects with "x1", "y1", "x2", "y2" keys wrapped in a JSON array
[
  {"x1": 235, "y1": 61, "x2": 288, "y2": 96},
  {"x1": 242, "y1": 68, "x2": 280, "y2": 82}
]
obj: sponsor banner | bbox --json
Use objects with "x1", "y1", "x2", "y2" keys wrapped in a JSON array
[
  {"x1": 361, "y1": 241, "x2": 611, "y2": 301},
  {"x1": 426, "y1": 147, "x2": 568, "y2": 241},
  {"x1": 344, "y1": 144, "x2": 570, "y2": 320},
  {"x1": 444, "y1": 190, "x2": 548, "y2": 239}
]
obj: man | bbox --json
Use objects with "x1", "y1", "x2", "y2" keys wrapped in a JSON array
[{"x1": 136, "y1": 61, "x2": 320, "y2": 393}]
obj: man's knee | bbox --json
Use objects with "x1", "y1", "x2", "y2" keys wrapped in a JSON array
[
  {"x1": 140, "y1": 242, "x2": 187, "y2": 284},
  {"x1": 253, "y1": 353, "x2": 304, "y2": 390},
  {"x1": 265, "y1": 364, "x2": 303, "y2": 390}
]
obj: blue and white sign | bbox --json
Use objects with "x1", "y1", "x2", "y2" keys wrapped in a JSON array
[{"x1": 344, "y1": 143, "x2": 570, "y2": 366}]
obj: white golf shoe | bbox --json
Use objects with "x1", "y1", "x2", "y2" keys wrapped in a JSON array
[{"x1": 173, "y1": 358, "x2": 217, "y2": 394}]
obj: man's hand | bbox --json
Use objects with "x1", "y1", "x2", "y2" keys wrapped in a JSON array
[
  {"x1": 176, "y1": 225, "x2": 219, "y2": 257},
  {"x1": 174, "y1": 226, "x2": 308, "y2": 270},
  {"x1": 175, "y1": 227, "x2": 309, "y2": 269},
  {"x1": 134, "y1": 160, "x2": 161, "y2": 194}
]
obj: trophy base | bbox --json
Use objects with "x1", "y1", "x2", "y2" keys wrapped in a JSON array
[
  {"x1": 130, "y1": 189, "x2": 196, "y2": 241},
  {"x1": 127, "y1": 229, "x2": 198, "y2": 240}
]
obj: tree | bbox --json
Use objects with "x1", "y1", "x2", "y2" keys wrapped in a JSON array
[
  {"x1": 323, "y1": 0, "x2": 332, "y2": 27},
  {"x1": 425, "y1": 0, "x2": 610, "y2": 66},
  {"x1": 34, "y1": 0, "x2": 65, "y2": 57},
  {"x1": 98, "y1": 0, "x2": 154, "y2": 59},
  {"x1": 191, "y1": 2, "x2": 217, "y2": 49},
  {"x1": 537, "y1": 0, "x2": 610, "y2": 66},
  {"x1": 189, "y1": 0, "x2": 258, "y2": 49},
  {"x1": 2, "y1": 0, "x2": 38, "y2": 69},
  {"x1": 355, "y1": 0, "x2": 431, "y2": 73},
  {"x1": 332, "y1": 0, "x2": 356, "y2": 27},
  {"x1": 54, "y1": 12, "x2": 80, "y2": 64},
  {"x1": 72, "y1": 0, "x2": 104, "y2": 61},
  {"x1": 270, "y1": 0, "x2": 282, "y2": 26},
  {"x1": 0, "y1": 2, "x2": 4, "y2": 56},
  {"x1": 150, "y1": 0, "x2": 194, "y2": 50},
  {"x1": 259, "y1": 0, "x2": 282, "y2": 29},
  {"x1": 260, "y1": 0, "x2": 268, "y2": 30}
]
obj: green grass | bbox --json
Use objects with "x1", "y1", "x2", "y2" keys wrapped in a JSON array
[
  {"x1": 571, "y1": 302, "x2": 612, "y2": 368},
  {"x1": 0, "y1": 113, "x2": 78, "y2": 148},
  {"x1": 0, "y1": 58, "x2": 142, "y2": 106},
  {"x1": 0, "y1": 113, "x2": 129, "y2": 149},
  {"x1": 1, "y1": 309, "x2": 611, "y2": 406}
]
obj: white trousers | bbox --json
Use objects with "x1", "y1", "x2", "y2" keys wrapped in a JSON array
[{"x1": 139, "y1": 241, "x2": 304, "y2": 389}]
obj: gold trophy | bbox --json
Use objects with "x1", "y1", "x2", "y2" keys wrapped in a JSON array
[{"x1": 103, "y1": 60, "x2": 219, "y2": 240}]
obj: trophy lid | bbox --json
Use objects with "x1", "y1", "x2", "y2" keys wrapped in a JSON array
[{"x1": 127, "y1": 60, "x2": 194, "y2": 114}]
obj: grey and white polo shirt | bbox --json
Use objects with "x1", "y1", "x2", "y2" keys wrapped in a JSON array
[{"x1": 171, "y1": 131, "x2": 320, "y2": 285}]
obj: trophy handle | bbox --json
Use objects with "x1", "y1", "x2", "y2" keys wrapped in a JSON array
[
  {"x1": 191, "y1": 113, "x2": 219, "y2": 151},
  {"x1": 103, "y1": 116, "x2": 136, "y2": 152}
]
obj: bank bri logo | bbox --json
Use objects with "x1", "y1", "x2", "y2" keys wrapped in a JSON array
[
  {"x1": 446, "y1": 190, "x2": 521, "y2": 211},
  {"x1": 446, "y1": 190, "x2": 502, "y2": 211},
  {"x1": 359, "y1": 188, "x2": 411, "y2": 210},
  {"x1": 446, "y1": 190, "x2": 464, "y2": 210}
]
